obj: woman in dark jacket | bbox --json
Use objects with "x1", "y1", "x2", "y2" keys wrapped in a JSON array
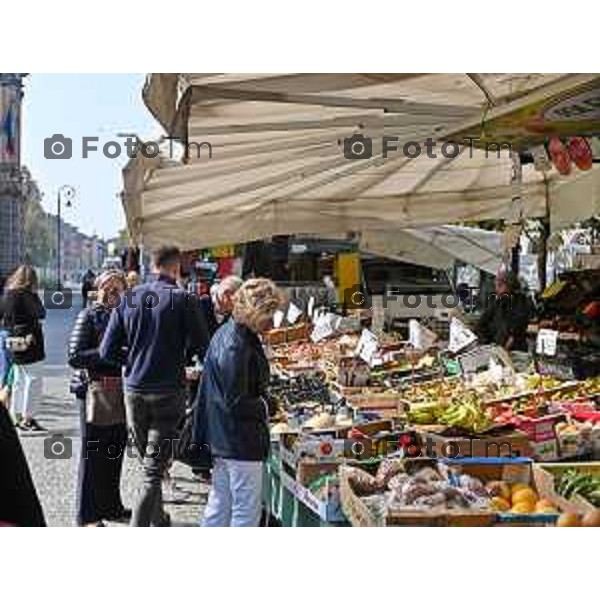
[
  {"x1": 68, "y1": 270, "x2": 129, "y2": 526},
  {"x1": 0, "y1": 265, "x2": 46, "y2": 431},
  {"x1": 195, "y1": 278, "x2": 282, "y2": 527}
]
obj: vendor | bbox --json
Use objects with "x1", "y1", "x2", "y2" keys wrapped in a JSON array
[{"x1": 477, "y1": 270, "x2": 532, "y2": 352}]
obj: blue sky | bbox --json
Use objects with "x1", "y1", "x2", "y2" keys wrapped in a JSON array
[{"x1": 22, "y1": 73, "x2": 160, "y2": 239}]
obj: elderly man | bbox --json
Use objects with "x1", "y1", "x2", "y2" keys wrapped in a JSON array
[{"x1": 202, "y1": 276, "x2": 243, "y2": 337}]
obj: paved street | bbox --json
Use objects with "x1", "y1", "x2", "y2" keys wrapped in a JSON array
[{"x1": 19, "y1": 292, "x2": 209, "y2": 526}]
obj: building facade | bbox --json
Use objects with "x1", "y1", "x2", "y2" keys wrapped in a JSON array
[{"x1": 0, "y1": 73, "x2": 26, "y2": 281}]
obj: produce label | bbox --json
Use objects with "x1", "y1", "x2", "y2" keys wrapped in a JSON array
[
  {"x1": 355, "y1": 328, "x2": 379, "y2": 365},
  {"x1": 409, "y1": 319, "x2": 438, "y2": 351},
  {"x1": 286, "y1": 302, "x2": 303, "y2": 324},
  {"x1": 536, "y1": 328, "x2": 558, "y2": 356},
  {"x1": 448, "y1": 317, "x2": 477, "y2": 353}
]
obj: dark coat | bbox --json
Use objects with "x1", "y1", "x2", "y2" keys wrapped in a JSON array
[
  {"x1": 477, "y1": 292, "x2": 532, "y2": 352},
  {"x1": 193, "y1": 319, "x2": 270, "y2": 462},
  {"x1": 68, "y1": 305, "x2": 122, "y2": 379},
  {"x1": 100, "y1": 275, "x2": 210, "y2": 393},
  {"x1": 0, "y1": 289, "x2": 46, "y2": 365},
  {"x1": 0, "y1": 402, "x2": 46, "y2": 526}
]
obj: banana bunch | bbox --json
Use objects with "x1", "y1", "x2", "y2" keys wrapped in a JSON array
[
  {"x1": 407, "y1": 401, "x2": 445, "y2": 425},
  {"x1": 437, "y1": 398, "x2": 493, "y2": 433}
]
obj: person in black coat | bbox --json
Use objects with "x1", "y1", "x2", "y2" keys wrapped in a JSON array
[
  {"x1": 0, "y1": 265, "x2": 46, "y2": 432},
  {"x1": 68, "y1": 270, "x2": 129, "y2": 526},
  {"x1": 194, "y1": 278, "x2": 282, "y2": 527},
  {"x1": 0, "y1": 400, "x2": 46, "y2": 526},
  {"x1": 477, "y1": 270, "x2": 532, "y2": 352}
]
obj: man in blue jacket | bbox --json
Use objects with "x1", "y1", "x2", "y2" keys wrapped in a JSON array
[{"x1": 100, "y1": 246, "x2": 209, "y2": 526}]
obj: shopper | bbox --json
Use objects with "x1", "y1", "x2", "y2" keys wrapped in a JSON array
[
  {"x1": 0, "y1": 265, "x2": 46, "y2": 432},
  {"x1": 81, "y1": 269, "x2": 96, "y2": 309},
  {"x1": 100, "y1": 246, "x2": 209, "y2": 526},
  {"x1": 126, "y1": 271, "x2": 140, "y2": 289},
  {"x1": 0, "y1": 399, "x2": 46, "y2": 526},
  {"x1": 202, "y1": 275, "x2": 243, "y2": 337},
  {"x1": 195, "y1": 278, "x2": 283, "y2": 527},
  {"x1": 477, "y1": 270, "x2": 532, "y2": 352},
  {"x1": 68, "y1": 270, "x2": 129, "y2": 527}
]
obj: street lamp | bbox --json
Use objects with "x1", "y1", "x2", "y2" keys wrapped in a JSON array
[{"x1": 56, "y1": 184, "x2": 76, "y2": 290}]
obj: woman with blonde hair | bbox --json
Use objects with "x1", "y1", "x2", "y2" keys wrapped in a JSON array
[
  {"x1": 68, "y1": 270, "x2": 130, "y2": 526},
  {"x1": 194, "y1": 278, "x2": 283, "y2": 527},
  {"x1": 0, "y1": 265, "x2": 46, "y2": 431}
]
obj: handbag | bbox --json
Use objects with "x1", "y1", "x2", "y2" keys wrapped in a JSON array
[
  {"x1": 86, "y1": 377, "x2": 126, "y2": 426},
  {"x1": 5, "y1": 333, "x2": 34, "y2": 354}
]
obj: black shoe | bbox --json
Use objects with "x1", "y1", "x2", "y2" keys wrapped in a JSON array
[
  {"x1": 106, "y1": 508, "x2": 132, "y2": 523},
  {"x1": 19, "y1": 418, "x2": 47, "y2": 432}
]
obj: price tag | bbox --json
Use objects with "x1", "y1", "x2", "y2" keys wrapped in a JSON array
[
  {"x1": 448, "y1": 317, "x2": 477, "y2": 353},
  {"x1": 536, "y1": 328, "x2": 558, "y2": 356},
  {"x1": 408, "y1": 319, "x2": 437, "y2": 351},
  {"x1": 310, "y1": 312, "x2": 335, "y2": 343},
  {"x1": 286, "y1": 302, "x2": 302, "y2": 324},
  {"x1": 355, "y1": 328, "x2": 379, "y2": 366},
  {"x1": 273, "y1": 310, "x2": 285, "y2": 329}
]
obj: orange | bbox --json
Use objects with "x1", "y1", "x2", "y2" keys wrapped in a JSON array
[
  {"x1": 489, "y1": 497, "x2": 511, "y2": 512},
  {"x1": 511, "y1": 501, "x2": 534, "y2": 514},
  {"x1": 511, "y1": 482, "x2": 530, "y2": 494},
  {"x1": 512, "y1": 488, "x2": 538, "y2": 506},
  {"x1": 535, "y1": 499, "x2": 558, "y2": 513},
  {"x1": 557, "y1": 512, "x2": 580, "y2": 527}
]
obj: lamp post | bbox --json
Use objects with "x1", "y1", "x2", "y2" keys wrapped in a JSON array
[{"x1": 56, "y1": 185, "x2": 75, "y2": 290}]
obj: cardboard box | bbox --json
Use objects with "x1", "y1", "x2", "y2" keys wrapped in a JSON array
[{"x1": 418, "y1": 429, "x2": 532, "y2": 459}]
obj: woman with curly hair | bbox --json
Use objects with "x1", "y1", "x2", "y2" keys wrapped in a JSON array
[{"x1": 194, "y1": 278, "x2": 283, "y2": 527}]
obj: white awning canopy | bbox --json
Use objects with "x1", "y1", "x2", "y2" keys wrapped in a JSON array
[
  {"x1": 361, "y1": 225, "x2": 503, "y2": 274},
  {"x1": 124, "y1": 73, "x2": 600, "y2": 250}
]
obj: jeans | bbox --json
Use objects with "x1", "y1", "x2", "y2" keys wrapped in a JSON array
[
  {"x1": 125, "y1": 390, "x2": 184, "y2": 527},
  {"x1": 202, "y1": 457, "x2": 263, "y2": 527}
]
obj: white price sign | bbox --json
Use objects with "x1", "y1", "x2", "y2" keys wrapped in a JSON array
[
  {"x1": 536, "y1": 328, "x2": 558, "y2": 356},
  {"x1": 310, "y1": 312, "x2": 335, "y2": 343},
  {"x1": 286, "y1": 302, "x2": 303, "y2": 324},
  {"x1": 408, "y1": 319, "x2": 437, "y2": 351},
  {"x1": 448, "y1": 317, "x2": 477, "y2": 353},
  {"x1": 355, "y1": 328, "x2": 379, "y2": 365}
]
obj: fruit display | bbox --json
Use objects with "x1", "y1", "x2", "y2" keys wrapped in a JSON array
[
  {"x1": 486, "y1": 481, "x2": 558, "y2": 515},
  {"x1": 407, "y1": 396, "x2": 493, "y2": 433},
  {"x1": 348, "y1": 460, "x2": 491, "y2": 516},
  {"x1": 555, "y1": 469, "x2": 600, "y2": 507},
  {"x1": 345, "y1": 459, "x2": 560, "y2": 519}
]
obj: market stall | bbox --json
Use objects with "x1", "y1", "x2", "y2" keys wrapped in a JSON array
[
  {"x1": 130, "y1": 73, "x2": 600, "y2": 526},
  {"x1": 256, "y1": 306, "x2": 600, "y2": 527}
]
